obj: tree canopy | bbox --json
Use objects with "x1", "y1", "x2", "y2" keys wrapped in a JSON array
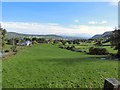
[
  {"x1": 0, "y1": 28, "x2": 7, "y2": 47},
  {"x1": 110, "y1": 29, "x2": 120, "y2": 57}
]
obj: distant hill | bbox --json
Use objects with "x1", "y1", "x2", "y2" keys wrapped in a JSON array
[
  {"x1": 61, "y1": 35, "x2": 89, "y2": 40},
  {"x1": 6, "y1": 32, "x2": 63, "y2": 40},
  {"x1": 91, "y1": 31, "x2": 113, "y2": 39},
  {"x1": 91, "y1": 34, "x2": 102, "y2": 39},
  {"x1": 6, "y1": 32, "x2": 89, "y2": 40}
]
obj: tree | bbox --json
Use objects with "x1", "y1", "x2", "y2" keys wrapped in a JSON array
[
  {"x1": 89, "y1": 47, "x2": 108, "y2": 55},
  {"x1": 73, "y1": 39, "x2": 80, "y2": 44},
  {"x1": 0, "y1": 28, "x2": 6, "y2": 47},
  {"x1": 32, "y1": 37, "x2": 37, "y2": 42},
  {"x1": 95, "y1": 41, "x2": 102, "y2": 46},
  {"x1": 61, "y1": 40, "x2": 66, "y2": 45},
  {"x1": 110, "y1": 29, "x2": 120, "y2": 57},
  {"x1": 24, "y1": 37, "x2": 31, "y2": 41},
  {"x1": 6, "y1": 38, "x2": 13, "y2": 45},
  {"x1": 67, "y1": 40, "x2": 72, "y2": 44},
  {"x1": 37, "y1": 38, "x2": 47, "y2": 43}
]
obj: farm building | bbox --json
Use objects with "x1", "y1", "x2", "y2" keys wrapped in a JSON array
[
  {"x1": 17, "y1": 40, "x2": 32, "y2": 46},
  {"x1": 26, "y1": 40, "x2": 32, "y2": 46}
]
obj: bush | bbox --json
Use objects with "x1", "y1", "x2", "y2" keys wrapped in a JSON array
[
  {"x1": 32, "y1": 41, "x2": 39, "y2": 44},
  {"x1": 66, "y1": 46, "x2": 75, "y2": 51},
  {"x1": 89, "y1": 47, "x2": 109, "y2": 55},
  {"x1": 109, "y1": 53, "x2": 114, "y2": 57},
  {"x1": 4, "y1": 50, "x2": 9, "y2": 53},
  {"x1": 84, "y1": 51, "x2": 86, "y2": 53},
  {"x1": 59, "y1": 45, "x2": 64, "y2": 49},
  {"x1": 11, "y1": 46, "x2": 17, "y2": 52}
]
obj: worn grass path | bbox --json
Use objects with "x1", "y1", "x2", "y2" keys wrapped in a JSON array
[{"x1": 2, "y1": 44, "x2": 119, "y2": 88}]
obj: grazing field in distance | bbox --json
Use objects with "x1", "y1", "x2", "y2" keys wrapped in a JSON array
[{"x1": 2, "y1": 44, "x2": 119, "y2": 88}]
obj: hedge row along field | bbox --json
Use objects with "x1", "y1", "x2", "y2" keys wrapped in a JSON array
[{"x1": 2, "y1": 44, "x2": 119, "y2": 88}]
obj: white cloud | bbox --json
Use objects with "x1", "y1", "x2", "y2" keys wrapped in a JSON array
[
  {"x1": 47, "y1": 23, "x2": 59, "y2": 26},
  {"x1": 88, "y1": 21, "x2": 98, "y2": 24},
  {"x1": 74, "y1": 19, "x2": 79, "y2": 23},
  {"x1": 1, "y1": 22, "x2": 114, "y2": 37},
  {"x1": 101, "y1": 21, "x2": 108, "y2": 24},
  {"x1": 88, "y1": 20, "x2": 108, "y2": 25},
  {"x1": 108, "y1": 0, "x2": 119, "y2": 6}
]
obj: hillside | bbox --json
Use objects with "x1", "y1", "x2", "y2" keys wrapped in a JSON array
[
  {"x1": 6, "y1": 32, "x2": 63, "y2": 39},
  {"x1": 6, "y1": 32, "x2": 88, "y2": 40},
  {"x1": 6, "y1": 31, "x2": 113, "y2": 40},
  {"x1": 91, "y1": 31, "x2": 113, "y2": 39}
]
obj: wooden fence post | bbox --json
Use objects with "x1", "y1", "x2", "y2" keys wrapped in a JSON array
[{"x1": 104, "y1": 78, "x2": 120, "y2": 90}]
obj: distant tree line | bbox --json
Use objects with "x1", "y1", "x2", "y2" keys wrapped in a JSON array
[
  {"x1": 2, "y1": 26, "x2": 120, "y2": 58},
  {"x1": 5, "y1": 37, "x2": 49, "y2": 45}
]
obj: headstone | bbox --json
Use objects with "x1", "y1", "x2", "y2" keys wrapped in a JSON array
[{"x1": 104, "y1": 78, "x2": 120, "y2": 90}]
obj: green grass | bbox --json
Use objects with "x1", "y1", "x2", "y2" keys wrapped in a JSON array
[
  {"x1": 2, "y1": 44, "x2": 119, "y2": 88},
  {"x1": 4, "y1": 45, "x2": 12, "y2": 51},
  {"x1": 4, "y1": 44, "x2": 26, "y2": 52}
]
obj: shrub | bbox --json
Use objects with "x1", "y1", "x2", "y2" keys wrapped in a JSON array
[
  {"x1": 65, "y1": 46, "x2": 75, "y2": 51},
  {"x1": 89, "y1": 47, "x2": 109, "y2": 55},
  {"x1": 59, "y1": 45, "x2": 64, "y2": 49},
  {"x1": 95, "y1": 41, "x2": 102, "y2": 46},
  {"x1": 84, "y1": 51, "x2": 86, "y2": 53},
  {"x1": 66, "y1": 46, "x2": 70, "y2": 50},
  {"x1": 4, "y1": 50, "x2": 9, "y2": 53},
  {"x1": 109, "y1": 53, "x2": 114, "y2": 57},
  {"x1": 32, "y1": 41, "x2": 39, "y2": 44},
  {"x1": 11, "y1": 46, "x2": 17, "y2": 52}
]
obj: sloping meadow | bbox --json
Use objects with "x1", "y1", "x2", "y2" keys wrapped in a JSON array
[{"x1": 2, "y1": 44, "x2": 119, "y2": 88}]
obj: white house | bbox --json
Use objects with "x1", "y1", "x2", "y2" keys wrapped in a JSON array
[
  {"x1": 17, "y1": 40, "x2": 32, "y2": 46},
  {"x1": 26, "y1": 40, "x2": 32, "y2": 46}
]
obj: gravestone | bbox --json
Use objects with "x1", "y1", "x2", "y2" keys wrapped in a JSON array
[{"x1": 104, "y1": 78, "x2": 120, "y2": 90}]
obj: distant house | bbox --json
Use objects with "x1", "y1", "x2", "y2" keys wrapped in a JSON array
[
  {"x1": 26, "y1": 40, "x2": 32, "y2": 46},
  {"x1": 17, "y1": 40, "x2": 32, "y2": 46}
]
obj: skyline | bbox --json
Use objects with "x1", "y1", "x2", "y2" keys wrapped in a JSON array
[{"x1": 1, "y1": 2, "x2": 118, "y2": 37}]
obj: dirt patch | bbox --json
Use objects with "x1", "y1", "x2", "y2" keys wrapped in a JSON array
[{"x1": 3, "y1": 51, "x2": 17, "y2": 59}]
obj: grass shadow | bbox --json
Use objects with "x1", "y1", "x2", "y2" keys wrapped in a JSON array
[{"x1": 35, "y1": 55, "x2": 114, "y2": 66}]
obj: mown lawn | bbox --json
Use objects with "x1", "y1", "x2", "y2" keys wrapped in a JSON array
[{"x1": 2, "y1": 44, "x2": 119, "y2": 88}]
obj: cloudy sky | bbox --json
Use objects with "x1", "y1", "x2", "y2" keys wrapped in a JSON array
[{"x1": 1, "y1": 2, "x2": 118, "y2": 37}]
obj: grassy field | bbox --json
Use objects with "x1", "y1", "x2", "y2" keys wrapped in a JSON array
[
  {"x1": 4, "y1": 44, "x2": 26, "y2": 51},
  {"x1": 65, "y1": 42, "x2": 117, "y2": 54},
  {"x1": 2, "y1": 44, "x2": 119, "y2": 88}
]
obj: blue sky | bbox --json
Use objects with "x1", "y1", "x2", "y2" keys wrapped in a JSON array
[{"x1": 1, "y1": 2, "x2": 118, "y2": 37}]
